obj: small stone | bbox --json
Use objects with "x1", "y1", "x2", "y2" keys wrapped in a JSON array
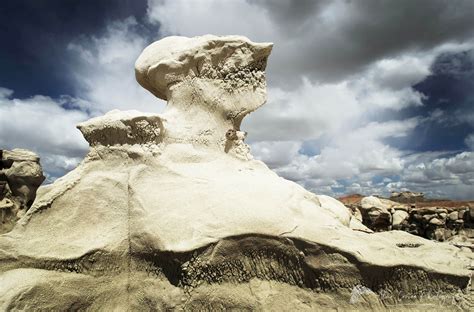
[
  {"x1": 392, "y1": 210, "x2": 409, "y2": 226},
  {"x1": 458, "y1": 210, "x2": 466, "y2": 219},
  {"x1": 439, "y1": 212, "x2": 447, "y2": 219},
  {"x1": 436, "y1": 208, "x2": 448, "y2": 214},
  {"x1": 368, "y1": 210, "x2": 381, "y2": 218},
  {"x1": 393, "y1": 206, "x2": 409, "y2": 211},
  {"x1": 419, "y1": 207, "x2": 438, "y2": 215},
  {"x1": 448, "y1": 211, "x2": 459, "y2": 221},
  {"x1": 423, "y1": 214, "x2": 437, "y2": 222},
  {"x1": 429, "y1": 217, "x2": 444, "y2": 226},
  {"x1": 433, "y1": 228, "x2": 446, "y2": 241}
]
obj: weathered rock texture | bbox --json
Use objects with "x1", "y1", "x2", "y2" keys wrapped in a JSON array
[
  {"x1": 0, "y1": 149, "x2": 45, "y2": 234},
  {"x1": 0, "y1": 35, "x2": 472, "y2": 311}
]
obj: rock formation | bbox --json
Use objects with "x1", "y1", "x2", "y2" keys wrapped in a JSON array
[
  {"x1": 0, "y1": 149, "x2": 45, "y2": 234},
  {"x1": 0, "y1": 35, "x2": 472, "y2": 311},
  {"x1": 343, "y1": 194, "x2": 474, "y2": 249},
  {"x1": 390, "y1": 191, "x2": 424, "y2": 204}
]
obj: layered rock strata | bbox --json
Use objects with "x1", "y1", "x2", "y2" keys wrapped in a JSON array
[{"x1": 0, "y1": 35, "x2": 472, "y2": 311}]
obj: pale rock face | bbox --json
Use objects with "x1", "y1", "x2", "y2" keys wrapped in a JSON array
[
  {"x1": 0, "y1": 149, "x2": 45, "y2": 234},
  {"x1": 2, "y1": 149, "x2": 44, "y2": 206},
  {"x1": 0, "y1": 36, "x2": 472, "y2": 310},
  {"x1": 315, "y1": 194, "x2": 351, "y2": 226},
  {"x1": 392, "y1": 210, "x2": 409, "y2": 226},
  {"x1": 135, "y1": 35, "x2": 273, "y2": 159},
  {"x1": 359, "y1": 196, "x2": 395, "y2": 230}
]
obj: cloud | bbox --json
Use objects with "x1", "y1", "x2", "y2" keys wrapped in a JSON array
[
  {"x1": 0, "y1": 17, "x2": 166, "y2": 182},
  {"x1": 244, "y1": 79, "x2": 360, "y2": 141},
  {"x1": 148, "y1": 0, "x2": 474, "y2": 85},
  {"x1": 466, "y1": 133, "x2": 474, "y2": 150},
  {"x1": 393, "y1": 151, "x2": 474, "y2": 199},
  {"x1": 67, "y1": 17, "x2": 164, "y2": 114},
  {"x1": 259, "y1": 118, "x2": 419, "y2": 182},
  {"x1": 2, "y1": 1, "x2": 473, "y2": 201},
  {"x1": 146, "y1": 0, "x2": 473, "y2": 199},
  {"x1": 0, "y1": 87, "x2": 89, "y2": 180},
  {"x1": 251, "y1": 141, "x2": 302, "y2": 167},
  {"x1": 244, "y1": 55, "x2": 430, "y2": 145},
  {"x1": 261, "y1": 147, "x2": 474, "y2": 200}
]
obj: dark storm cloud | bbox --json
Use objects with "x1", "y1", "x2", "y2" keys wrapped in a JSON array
[
  {"x1": 0, "y1": 0, "x2": 148, "y2": 98},
  {"x1": 251, "y1": 0, "x2": 327, "y2": 30},
  {"x1": 251, "y1": 0, "x2": 474, "y2": 85},
  {"x1": 379, "y1": 50, "x2": 474, "y2": 152}
]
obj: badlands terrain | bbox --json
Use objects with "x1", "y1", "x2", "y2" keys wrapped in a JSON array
[{"x1": 0, "y1": 35, "x2": 472, "y2": 311}]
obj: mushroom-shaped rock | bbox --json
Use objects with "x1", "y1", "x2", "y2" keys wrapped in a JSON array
[{"x1": 135, "y1": 35, "x2": 273, "y2": 159}]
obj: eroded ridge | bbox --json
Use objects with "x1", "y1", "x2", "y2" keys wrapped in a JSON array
[{"x1": 77, "y1": 110, "x2": 164, "y2": 147}]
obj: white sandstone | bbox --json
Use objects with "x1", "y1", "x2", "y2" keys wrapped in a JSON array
[{"x1": 0, "y1": 35, "x2": 472, "y2": 310}]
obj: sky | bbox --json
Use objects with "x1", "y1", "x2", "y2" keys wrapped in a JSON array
[{"x1": 0, "y1": 0, "x2": 473, "y2": 200}]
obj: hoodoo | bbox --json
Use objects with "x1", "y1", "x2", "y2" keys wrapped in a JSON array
[{"x1": 0, "y1": 35, "x2": 472, "y2": 311}]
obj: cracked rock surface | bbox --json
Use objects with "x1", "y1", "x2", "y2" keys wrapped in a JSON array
[{"x1": 0, "y1": 35, "x2": 472, "y2": 311}]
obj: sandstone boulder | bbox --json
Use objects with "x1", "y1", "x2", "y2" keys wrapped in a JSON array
[
  {"x1": 0, "y1": 149, "x2": 45, "y2": 234},
  {"x1": 359, "y1": 196, "x2": 394, "y2": 231},
  {"x1": 392, "y1": 210, "x2": 409, "y2": 227}
]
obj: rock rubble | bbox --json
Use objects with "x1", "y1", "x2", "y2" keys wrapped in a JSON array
[{"x1": 342, "y1": 195, "x2": 474, "y2": 249}]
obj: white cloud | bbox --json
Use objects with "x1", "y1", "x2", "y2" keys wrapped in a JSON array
[
  {"x1": 0, "y1": 18, "x2": 166, "y2": 182},
  {"x1": 244, "y1": 56, "x2": 430, "y2": 143},
  {"x1": 251, "y1": 141, "x2": 302, "y2": 167},
  {"x1": 67, "y1": 17, "x2": 164, "y2": 114},
  {"x1": 244, "y1": 79, "x2": 360, "y2": 141},
  {"x1": 0, "y1": 87, "x2": 89, "y2": 180},
  {"x1": 147, "y1": 0, "x2": 274, "y2": 41},
  {"x1": 395, "y1": 151, "x2": 474, "y2": 199},
  {"x1": 258, "y1": 118, "x2": 418, "y2": 182},
  {"x1": 2, "y1": 1, "x2": 473, "y2": 201},
  {"x1": 148, "y1": 0, "x2": 474, "y2": 85},
  {"x1": 370, "y1": 57, "x2": 432, "y2": 91},
  {"x1": 268, "y1": 149, "x2": 474, "y2": 200}
]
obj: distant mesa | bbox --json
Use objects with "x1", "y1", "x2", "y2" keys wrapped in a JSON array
[{"x1": 390, "y1": 191, "x2": 424, "y2": 204}]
